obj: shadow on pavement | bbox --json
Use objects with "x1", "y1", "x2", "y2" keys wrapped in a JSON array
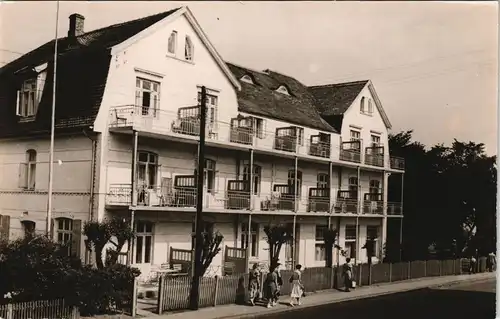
[{"x1": 255, "y1": 287, "x2": 496, "y2": 319}]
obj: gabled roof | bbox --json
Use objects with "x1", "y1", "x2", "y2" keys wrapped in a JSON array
[
  {"x1": 226, "y1": 62, "x2": 337, "y2": 133},
  {"x1": 308, "y1": 80, "x2": 369, "y2": 116},
  {"x1": 308, "y1": 80, "x2": 392, "y2": 129},
  {"x1": 0, "y1": 8, "x2": 182, "y2": 138}
]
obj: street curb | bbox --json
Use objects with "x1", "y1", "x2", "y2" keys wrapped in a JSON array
[{"x1": 213, "y1": 274, "x2": 495, "y2": 319}]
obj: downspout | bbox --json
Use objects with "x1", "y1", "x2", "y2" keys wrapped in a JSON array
[{"x1": 83, "y1": 127, "x2": 97, "y2": 265}]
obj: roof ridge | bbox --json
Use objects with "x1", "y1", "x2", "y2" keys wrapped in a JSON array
[
  {"x1": 225, "y1": 61, "x2": 268, "y2": 75},
  {"x1": 308, "y1": 80, "x2": 369, "y2": 89}
]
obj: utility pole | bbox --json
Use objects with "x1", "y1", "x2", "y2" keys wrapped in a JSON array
[
  {"x1": 189, "y1": 86, "x2": 207, "y2": 310},
  {"x1": 46, "y1": 0, "x2": 60, "y2": 236}
]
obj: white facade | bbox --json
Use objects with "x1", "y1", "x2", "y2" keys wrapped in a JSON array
[{"x1": 0, "y1": 6, "x2": 404, "y2": 280}]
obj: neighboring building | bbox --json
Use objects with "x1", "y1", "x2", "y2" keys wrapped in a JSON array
[{"x1": 0, "y1": 6, "x2": 404, "y2": 278}]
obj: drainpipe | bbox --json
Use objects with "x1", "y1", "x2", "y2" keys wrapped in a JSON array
[
  {"x1": 355, "y1": 165, "x2": 361, "y2": 265},
  {"x1": 128, "y1": 130, "x2": 139, "y2": 266},
  {"x1": 83, "y1": 127, "x2": 97, "y2": 265}
]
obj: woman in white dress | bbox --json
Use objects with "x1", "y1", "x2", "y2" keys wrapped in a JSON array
[{"x1": 289, "y1": 264, "x2": 304, "y2": 306}]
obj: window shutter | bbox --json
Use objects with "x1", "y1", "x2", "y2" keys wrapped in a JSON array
[
  {"x1": 16, "y1": 90, "x2": 21, "y2": 116},
  {"x1": 18, "y1": 163, "x2": 28, "y2": 189},
  {"x1": 71, "y1": 219, "x2": 82, "y2": 259},
  {"x1": 215, "y1": 169, "x2": 220, "y2": 194},
  {"x1": 0, "y1": 215, "x2": 10, "y2": 241}
]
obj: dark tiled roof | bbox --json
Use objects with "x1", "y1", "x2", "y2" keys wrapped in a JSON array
[
  {"x1": 226, "y1": 63, "x2": 337, "y2": 133},
  {"x1": 0, "y1": 8, "x2": 180, "y2": 138},
  {"x1": 308, "y1": 80, "x2": 369, "y2": 117}
]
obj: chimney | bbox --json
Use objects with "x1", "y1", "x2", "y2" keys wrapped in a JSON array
[{"x1": 68, "y1": 13, "x2": 85, "y2": 37}]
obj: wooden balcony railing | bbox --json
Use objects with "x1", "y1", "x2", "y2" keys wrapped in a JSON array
[
  {"x1": 390, "y1": 156, "x2": 405, "y2": 170},
  {"x1": 308, "y1": 188, "x2": 330, "y2": 212},
  {"x1": 260, "y1": 184, "x2": 296, "y2": 211},
  {"x1": 365, "y1": 145, "x2": 384, "y2": 167},
  {"x1": 363, "y1": 193, "x2": 383, "y2": 214},
  {"x1": 340, "y1": 140, "x2": 361, "y2": 163},
  {"x1": 226, "y1": 180, "x2": 251, "y2": 210}
]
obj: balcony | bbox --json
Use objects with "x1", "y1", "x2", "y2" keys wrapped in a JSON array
[
  {"x1": 362, "y1": 193, "x2": 383, "y2": 215},
  {"x1": 260, "y1": 185, "x2": 296, "y2": 212},
  {"x1": 333, "y1": 190, "x2": 358, "y2": 214},
  {"x1": 308, "y1": 134, "x2": 331, "y2": 159},
  {"x1": 390, "y1": 156, "x2": 405, "y2": 171},
  {"x1": 226, "y1": 180, "x2": 251, "y2": 210},
  {"x1": 274, "y1": 127, "x2": 299, "y2": 153},
  {"x1": 340, "y1": 140, "x2": 361, "y2": 163},
  {"x1": 365, "y1": 145, "x2": 384, "y2": 167},
  {"x1": 387, "y1": 202, "x2": 403, "y2": 216},
  {"x1": 308, "y1": 188, "x2": 330, "y2": 213}
]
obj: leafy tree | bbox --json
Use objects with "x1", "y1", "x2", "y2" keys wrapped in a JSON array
[
  {"x1": 264, "y1": 224, "x2": 293, "y2": 272},
  {"x1": 196, "y1": 227, "x2": 224, "y2": 277},
  {"x1": 323, "y1": 228, "x2": 342, "y2": 268},
  {"x1": 388, "y1": 131, "x2": 496, "y2": 260},
  {"x1": 83, "y1": 217, "x2": 135, "y2": 269}
]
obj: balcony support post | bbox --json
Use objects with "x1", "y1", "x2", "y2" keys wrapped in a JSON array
[
  {"x1": 329, "y1": 162, "x2": 333, "y2": 214},
  {"x1": 399, "y1": 173, "x2": 405, "y2": 261},
  {"x1": 294, "y1": 156, "x2": 299, "y2": 213},
  {"x1": 355, "y1": 166, "x2": 361, "y2": 265},
  {"x1": 381, "y1": 171, "x2": 388, "y2": 260},
  {"x1": 292, "y1": 214, "x2": 297, "y2": 269},
  {"x1": 128, "y1": 130, "x2": 139, "y2": 266},
  {"x1": 245, "y1": 148, "x2": 254, "y2": 272}
]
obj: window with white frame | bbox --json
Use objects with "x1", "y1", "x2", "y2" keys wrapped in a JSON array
[
  {"x1": 350, "y1": 129, "x2": 361, "y2": 150},
  {"x1": 369, "y1": 180, "x2": 381, "y2": 194},
  {"x1": 360, "y1": 97, "x2": 366, "y2": 113},
  {"x1": 204, "y1": 159, "x2": 217, "y2": 193},
  {"x1": 21, "y1": 220, "x2": 36, "y2": 238},
  {"x1": 137, "y1": 151, "x2": 158, "y2": 189},
  {"x1": 345, "y1": 225, "x2": 357, "y2": 259},
  {"x1": 56, "y1": 218, "x2": 73, "y2": 255},
  {"x1": 197, "y1": 88, "x2": 218, "y2": 126},
  {"x1": 26, "y1": 149, "x2": 37, "y2": 190},
  {"x1": 241, "y1": 222, "x2": 258, "y2": 257},
  {"x1": 135, "y1": 220, "x2": 153, "y2": 264},
  {"x1": 243, "y1": 164, "x2": 261, "y2": 195},
  {"x1": 315, "y1": 225, "x2": 328, "y2": 261},
  {"x1": 167, "y1": 31, "x2": 177, "y2": 54},
  {"x1": 135, "y1": 78, "x2": 160, "y2": 116},
  {"x1": 348, "y1": 177, "x2": 358, "y2": 199},
  {"x1": 366, "y1": 225, "x2": 380, "y2": 257},
  {"x1": 317, "y1": 173, "x2": 329, "y2": 189},
  {"x1": 252, "y1": 117, "x2": 265, "y2": 139},
  {"x1": 287, "y1": 170, "x2": 302, "y2": 196},
  {"x1": 371, "y1": 134, "x2": 381, "y2": 147},
  {"x1": 368, "y1": 98, "x2": 374, "y2": 114},
  {"x1": 185, "y1": 36, "x2": 194, "y2": 61}
]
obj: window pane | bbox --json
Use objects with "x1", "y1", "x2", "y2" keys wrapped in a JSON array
[
  {"x1": 136, "y1": 221, "x2": 144, "y2": 233},
  {"x1": 138, "y1": 152, "x2": 148, "y2": 162},
  {"x1": 144, "y1": 236, "x2": 152, "y2": 263},
  {"x1": 142, "y1": 80, "x2": 151, "y2": 90},
  {"x1": 136, "y1": 236, "x2": 143, "y2": 263},
  {"x1": 142, "y1": 91, "x2": 151, "y2": 107},
  {"x1": 251, "y1": 234, "x2": 257, "y2": 256},
  {"x1": 136, "y1": 79, "x2": 141, "y2": 88},
  {"x1": 145, "y1": 222, "x2": 153, "y2": 233}
]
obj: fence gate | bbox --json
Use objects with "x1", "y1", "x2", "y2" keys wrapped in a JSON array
[
  {"x1": 224, "y1": 246, "x2": 247, "y2": 275},
  {"x1": 169, "y1": 247, "x2": 193, "y2": 274}
]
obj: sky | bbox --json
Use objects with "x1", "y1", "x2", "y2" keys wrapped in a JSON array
[{"x1": 1, "y1": 1, "x2": 498, "y2": 155}]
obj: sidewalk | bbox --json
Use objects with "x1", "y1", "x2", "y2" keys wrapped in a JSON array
[{"x1": 142, "y1": 272, "x2": 495, "y2": 319}]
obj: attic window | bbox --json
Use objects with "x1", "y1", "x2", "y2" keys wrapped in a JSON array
[
  {"x1": 16, "y1": 66, "x2": 47, "y2": 118},
  {"x1": 240, "y1": 75, "x2": 254, "y2": 84},
  {"x1": 275, "y1": 85, "x2": 290, "y2": 96},
  {"x1": 168, "y1": 31, "x2": 177, "y2": 55}
]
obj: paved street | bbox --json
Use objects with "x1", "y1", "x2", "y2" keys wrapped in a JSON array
[{"x1": 254, "y1": 279, "x2": 496, "y2": 319}]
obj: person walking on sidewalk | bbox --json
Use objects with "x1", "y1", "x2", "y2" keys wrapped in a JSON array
[
  {"x1": 248, "y1": 263, "x2": 261, "y2": 306},
  {"x1": 289, "y1": 264, "x2": 304, "y2": 307},
  {"x1": 264, "y1": 265, "x2": 280, "y2": 308},
  {"x1": 343, "y1": 258, "x2": 354, "y2": 292}
]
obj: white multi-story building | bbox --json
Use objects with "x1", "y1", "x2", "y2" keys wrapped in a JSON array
[{"x1": 0, "y1": 6, "x2": 404, "y2": 278}]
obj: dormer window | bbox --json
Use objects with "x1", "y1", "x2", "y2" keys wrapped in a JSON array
[
  {"x1": 185, "y1": 36, "x2": 194, "y2": 61},
  {"x1": 275, "y1": 85, "x2": 290, "y2": 95},
  {"x1": 240, "y1": 75, "x2": 254, "y2": 84},
  {"x1": 16, "y1": 63, "x2": 47, "y2": 119},
  {"x1": 168, "y1": 31, "x2": 177, "y2": 55}
]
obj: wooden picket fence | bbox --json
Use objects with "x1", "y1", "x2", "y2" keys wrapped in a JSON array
[
  {"x1": 0, "y1": 299, "x2": 79, "y2": 319},
  {"x1": 157, "y1": 257, "x2": 485, "y2": 314}
]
